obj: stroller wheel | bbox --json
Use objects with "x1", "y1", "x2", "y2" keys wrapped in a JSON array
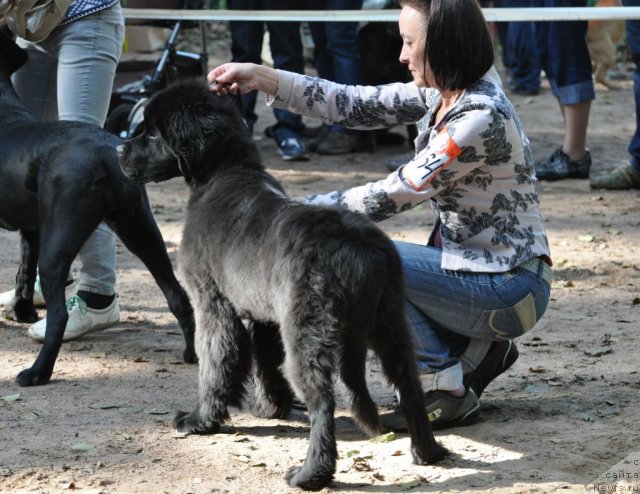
[{"x1": 105, "y1": 103, "x2": 134, "y2": 138}]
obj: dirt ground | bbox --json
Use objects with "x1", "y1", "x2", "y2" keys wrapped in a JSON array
[{"x1": 2, "y1": 22, "x2": 640, "y2": 494}]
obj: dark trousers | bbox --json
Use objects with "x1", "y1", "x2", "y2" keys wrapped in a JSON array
[
  {"x1": 504, "y1": 0, "x2": 541, "y2": 93},
  {"x1": 623, "y1": 0, "x2": 640, "y2": 170},
  {"x1": 305, "y1": 0, "x2": 362, "y2": 133},
  {"x1": 228, "y1": 0, "x2": 305, "y2": 132}
]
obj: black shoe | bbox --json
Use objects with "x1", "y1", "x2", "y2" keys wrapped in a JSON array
[
  {"x1": 425, "y1": 388, "x2": 481, "y2": 430},
  {"x1": 535, "y1": 147, "x2": 591, "y2": 181},
  {"x1": 380, "y1": 388, "x2": 480, "y2": 432},
  {"x1": 463, "y1": 340, "x2": 519, "y2": 399}
]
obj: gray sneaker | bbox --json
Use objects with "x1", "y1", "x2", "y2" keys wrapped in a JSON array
[
  {"x1": 590, "y1": 163, "x2": 640, "y2": 190},
  {"x1": 535, "y1": 147, "x2": 591, "y2": 181},
  {"x1": 425, "y1": 388, "x2": 481, "y2": 430},
  {"x1": 380, "y1": 388, "x2": 480, "y2": 432}
]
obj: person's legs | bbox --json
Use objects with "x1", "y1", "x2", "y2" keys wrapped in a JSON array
[
  {"x1": 13, "y1": 5, "x2": 124, "y2": 303},
  {"x1": 395, "y1": 241, "x2": 550, "y2": 387},
  {"x1": 306, "y1": 0, "x2": 364, "y2": 154},
  {"x1": 561, "y1": 101, "x2": 590, "y2": 159},
  {"x1": 228, "y1": 0, "x2": 265, "y2": 132},
  {"x1": 266, "y1": 14, "x2": 306, "y2": 134},
  {"x1": 51, "y1": 6, "x2": 124, "y2": 302},
  {"x1": 263, "y1": 0, "x2": 308, "y2": 160},
  {"x1": 535, "y1": 0, "x2": 595, "y2": 180},
  {"x1": 627, "y1": 9, "x2": 640, "y2": 172},
  {"x1": 385, "y1": 242, "x2": 550, "y2": 429},
  {"x1": 12, "y1": 6, "x2": 125, "y2": 341},
  {"x1": 590, "y1": 0, "x2": 640, "y2": 189},
  {"x1": 504, "y1": 0, "x2": 540, "y2": 95}
]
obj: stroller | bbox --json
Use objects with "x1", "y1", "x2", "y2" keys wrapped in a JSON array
[{"x1": 105, "y1": 0, "x2": 208, "y2": 139}]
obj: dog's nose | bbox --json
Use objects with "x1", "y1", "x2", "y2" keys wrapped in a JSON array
[{"x1": 116, "y1": 144, "x2": 124, "y2": 158}]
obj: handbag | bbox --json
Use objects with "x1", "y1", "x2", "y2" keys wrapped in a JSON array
[{"x1": 0, "y1": 0, "x2": 71, "y2": 42}]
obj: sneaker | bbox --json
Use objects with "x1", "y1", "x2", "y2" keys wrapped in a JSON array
[
  {"x1": 535, "y1": 147, "x2": 591, "y2": 181},
  {"x1": 425, "y1": 388, "x2": 481, "y2": 430},
  {"x1": 266, "y1": 126, "x2": 309, "y2": 161},
  {"x1": 317, "y1": 130, "x2": 361, "y2": 155},
  {"x1": 463, "y1": 340, "x2": 519, "y2": 399},
  {"x1": 27, "y1": 294, "x2": 120, "y2": 343},
  {"x1": 0, "y1": 278, "x2": 79, "y2": 308},
  {"x1": 380, "y1": 387, "x2": 480, "y2": 432},
  {"x1": 590, "y1": 163, "x2": 640, "y2": 190}
]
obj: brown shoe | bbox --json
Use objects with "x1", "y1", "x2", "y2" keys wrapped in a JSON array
[{"x1": 590, "y1": 163, "x2": 640, "y2": 190}]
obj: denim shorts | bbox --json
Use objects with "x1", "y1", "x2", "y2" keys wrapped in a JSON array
[{"x1": 535, "y1": 0, "x2": 595, "y2": 105}]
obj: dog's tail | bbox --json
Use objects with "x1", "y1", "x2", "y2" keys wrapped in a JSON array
[{"x1": 101, "y1": 146, "x2": 144, "y2": 211}]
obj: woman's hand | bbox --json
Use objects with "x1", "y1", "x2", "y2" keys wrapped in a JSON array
[{"x1": 207, "y1": 63, "x2": 279, "y2": 97}]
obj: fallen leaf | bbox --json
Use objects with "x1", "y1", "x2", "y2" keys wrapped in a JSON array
[
  {"x1": 577, "y1": 234, "x2": 595, "y2": 242},
  {"x1": 133, "y1": 356, "x2": 149, "y2": 363},
  {"x1": 71, "y1": 443, "x2": 95, "y2": 451},
  {"x1": 2, "y1": 393, "x2": 21, "y2": 402},
  {"x1": 148, "y1": 408, "x2": 169, "y2": 415},
  {"x1": 21, "y1": 412, "x2": 38, "y2": 420},
  {"x1": 398, "y1": 476, "x2": 423, "y2": 490},
  {"x1": 370, "y1": 431, "x2": 395, "y2": 443}
]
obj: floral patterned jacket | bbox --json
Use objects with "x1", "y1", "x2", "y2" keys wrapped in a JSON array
[{"x1": 267, "y1": 67, "x2": 551, "y2": 273}]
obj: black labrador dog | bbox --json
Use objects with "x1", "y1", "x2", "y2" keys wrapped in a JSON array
[
  {"x1": 0, "y1": 30, "x2": 196, "y2": 386},
  {"x1": 118, "y1": 79, "x2": 447, "y2": 490}
]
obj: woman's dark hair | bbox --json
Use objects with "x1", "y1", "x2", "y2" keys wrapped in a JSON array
[{"x1": 400, "y1": 0, "x2": 494, "y2": 90}]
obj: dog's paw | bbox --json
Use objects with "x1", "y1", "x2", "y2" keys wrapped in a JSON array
[
  {"x1": 173, "y1": 410, "x2": 220, "y2": 434},
  {"x1": 411, "y1": 441, "x2": 448, "y2": 465},
  {"x1": 183, "y1": 346, "x2": 197, "y2": 364},
  {"x1": 5, "y1": 300, "x2": 39, "y2": 323},
  {"x1": 16, "y1": 367, "x2": 51, "y2": 387},
  {"x1": 285, "y1": 465, "x2": 333, "y2": 491},
  {"x1": 251, "y1": 396, "x2": 292, "y2": 419}
]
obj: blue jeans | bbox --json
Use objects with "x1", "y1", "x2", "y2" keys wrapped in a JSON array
[
  {"x1": 228, "y1": 0, "x2": 305, "y2": 134},
  {"x1": 504, "y1": 0, "x2": 540, "y2": 93},
  {"x1": 13, "y1": 5, "x2": 125, "y2": 296},
  {"x1": 395, "y1": 241, "x2": 551, "y2": 391},
  {"x1": 534, "y1": 0, "x2": 594, "y2": 105},
  {"x1": 623, "y1": 0, "x2": 640, "y2": 173},
  {"x1": 306, "y1": 0, "x2": 362, "y2": 134}
]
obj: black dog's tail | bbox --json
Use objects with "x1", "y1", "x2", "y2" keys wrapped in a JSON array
[{"x1": 101, "y1": 145, "x2": 144, "y2": 211}]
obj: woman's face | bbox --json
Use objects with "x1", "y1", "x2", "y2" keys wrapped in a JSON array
[{"x1": 398, "y1": 5, "x2": 433, "y2": 88}]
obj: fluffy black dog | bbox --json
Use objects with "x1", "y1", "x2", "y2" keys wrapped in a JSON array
[
  {"x1": 118, "y1": 79, "x2": 446, "y2": 491},
  {"x1": 0, "y1": 29, "x2": 196, "y2": 386}
]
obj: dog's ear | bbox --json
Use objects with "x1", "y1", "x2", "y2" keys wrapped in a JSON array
[{"x1": 0, "y1": 27, "x2": 29, "y2": 75}]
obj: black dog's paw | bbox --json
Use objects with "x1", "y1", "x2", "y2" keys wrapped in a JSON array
[
  {"x1": 16, "y1": 367, "x2": 51, "y2": 387},
  {"x1": 411, "y1": 441, "x2": 448, "y2": 465},
  {"x1": 173, "y1": 410, "x2": 220, "y2": 434},
  {"x1": 285, "y1": 465, "x2": 333, "y2": 491},
  {"x1": 251, "y1": 396, "x2": 292, "y2": 419},
  {"x1": 183, "y1": 346, "x2": 197, "y2": 364},
  {"x1": 5, "y1": 299, "x2": 39, "y2": 323}
]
